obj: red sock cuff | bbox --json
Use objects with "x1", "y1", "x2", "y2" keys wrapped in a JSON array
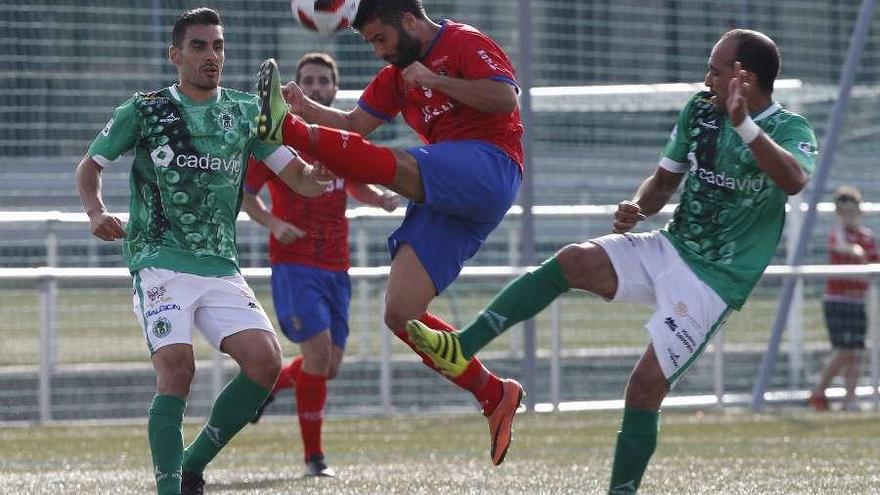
[{"x1": 282, "y1": 116, "x2": 396, "y2": 185}]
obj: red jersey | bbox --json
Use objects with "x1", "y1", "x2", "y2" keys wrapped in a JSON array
[
  {"x1": 825, "y1": 224, "x2": 879, "y2": 300},
  {"x1": 358, "y1": 20, "x2": 524, "y2": 166},
  {"x1": 244, "y1": 153, "x2": 350, "y2": 271}
]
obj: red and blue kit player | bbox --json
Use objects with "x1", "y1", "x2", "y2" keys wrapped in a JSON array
[
  {"x1": 256, "y1": 0, "x2": 524, "y2": 465},
  {"x1": 243, "y1": 52, "x2": 397, "y2": 477}
]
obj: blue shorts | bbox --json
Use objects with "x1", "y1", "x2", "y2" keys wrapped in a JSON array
[
  {"x1": 389, "y1": 140, "x2": 521, "y2": 294},
  {"x1": 270, "y1": 263, "x2": 351, "y2": 348}
]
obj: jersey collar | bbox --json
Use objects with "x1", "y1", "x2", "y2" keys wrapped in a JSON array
[
  {"x1": 752, "y1": 101, "x2": 780, "y2": 121},
  {"x1": 421, "y1": 19, "x2": 449, "y2": 62},
  {"x1": 169, "y1": 84, "x2": 223, "y2": 104}
]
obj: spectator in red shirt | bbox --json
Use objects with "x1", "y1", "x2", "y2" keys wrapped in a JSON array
[
  {"x1": 809, "y1": 186, "x2": 877, "y2": 412},
  {"x1": 243, "y1": 52, "x2": 397, "y2": 477}
]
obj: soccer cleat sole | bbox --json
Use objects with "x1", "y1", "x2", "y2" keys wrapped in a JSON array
[
  {"x1": 256, "y1": 58, "x2": 281, "y2": 143},
  {"x1": 490, "y1": 379, "x2": 524, "y2": 466}
]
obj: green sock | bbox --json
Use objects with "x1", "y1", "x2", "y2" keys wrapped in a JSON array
[
  {"x1": 458, "y1": 256, "x2": 569, "y2": 358},
  {"x1": 148, "y1": 394, "x2": 186, "y2": 495},
  {"x1": 181, "y1": 373, "x2": 270, "y2": 474},
  {"x1": 608, "y1": 408, "x2": 660, "y2": 494}
]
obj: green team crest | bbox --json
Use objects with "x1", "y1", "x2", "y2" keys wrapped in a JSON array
[{"x1": 152, "y1": 317, "x2": 172, "y2": 339}]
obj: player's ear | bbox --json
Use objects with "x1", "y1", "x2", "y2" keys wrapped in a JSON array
[
  {"x1": 168, "y1": 45, "x2": 179, "y2": 65},
  {"x1": 400, "y1": 12, "x2": 417, "y2": 33}
]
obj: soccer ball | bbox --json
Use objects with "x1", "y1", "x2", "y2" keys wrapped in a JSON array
[{"x1": 291, "y1": 0, "x2": 360, "y2": 34}]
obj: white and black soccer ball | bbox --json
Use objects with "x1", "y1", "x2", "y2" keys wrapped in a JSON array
[{"x1": 291, "y1": 0, "x2": 360, "y2": 35}]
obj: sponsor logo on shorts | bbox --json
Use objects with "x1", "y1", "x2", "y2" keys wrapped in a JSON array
[
  {"x1": 666, "y1": 347, "x2": 681, "y2": 369},
  {"x1": 664, "y1": 316, "x2": 695, "y2": 353},
  {"x1": 147, "y1": 285, "x2": 167, "y2": 302},
  {"x1": 248, "y1": 301, "x2": 259, "y2": 309},
  {"x1": 145, "y1": 304, "x2": 181, "y2": 318},
  {"x1": 673, "y1": 301, "x2": 701, "y2": 328},
  {"x1": 152, "y1": 317, "x2": 172, "y2": 339},
  {"x1": 291, "y1": 316, "x2": 303, "y2": 332}
]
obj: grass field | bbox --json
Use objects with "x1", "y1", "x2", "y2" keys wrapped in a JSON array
[{"x1": 1, "y1": 409, "x2": 878, "y2": 494}]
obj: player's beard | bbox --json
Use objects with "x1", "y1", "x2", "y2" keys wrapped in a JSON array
[
  {"x1": 310, "y1": 92, "x2": 334, "y2": 106},
  {"x1": 388, "y1": 26, "x2": 423, "y2": 69}
]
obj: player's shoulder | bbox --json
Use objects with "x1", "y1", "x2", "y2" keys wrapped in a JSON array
[
  {"x1": 767, "y1": 105, "x2": 813, "y2": 130},
  {"x1": 220, "y1": 87, "x2": 260, "y2": 106},
  {"x1": 443, "y1": 20, "x2": 494, "y2": 43}
]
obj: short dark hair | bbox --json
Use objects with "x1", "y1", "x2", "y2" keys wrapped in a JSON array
[
  {"x1": 721, "y1": 29, "x2": 780, "y2": 93},
  {"x1": 835, "y1": 185, "x2": 863, "y2": 205},
  {"x1": 296, "y1": 52, "x2": 339, "y2": 85},
  {"x1": 172, "y1": 8, "x2": 222, "y2": 48},
  {"x1": 352, "y1": 0, "x2": 428, "y2": 30}
]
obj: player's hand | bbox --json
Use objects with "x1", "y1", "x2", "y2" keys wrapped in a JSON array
[
  {"x1": 281, "y1": 81, "x2": 305, "y2": 114},
  {"x1": 269, "y1": 218, "x2": 304, "y2": 245},
  {"x1": 88, "y1": 211, "x2": 126, "y2": 241},
  {"x1": 612, "y1": 200, "x2": 647, "y2": 234},
  {"x1": 726, "y1": 61, "x2": 751, "y2": 126},
  {"x1": 309, "y1": 161, "x2": 337, "y2": 185},
  {"x1": 852, "y1": 243, "x2": 867, "y2": 260},
  {"x1": 401, "y1": 61, "x2": 440, "y2": 89},
  {"x1": 378, "y1": 191, "x2": 399, "y2": 212}
]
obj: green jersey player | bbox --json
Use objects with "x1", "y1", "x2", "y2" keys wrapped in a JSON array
[
  {"x1": 74, "y1": 8, "x2": 330, "y2": 495},
  {"x1": 405, "y1": 29, "x2": 817, "y2": 494}
]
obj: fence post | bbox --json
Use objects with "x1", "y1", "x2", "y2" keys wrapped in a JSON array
[
  {"x1": 550, "y1": 299, "x2": 561, "y2": 410},
  {"x1": 508, "y1": 227, "x2": 521, "y2": 357},
  {"x1": 356, "y1": 226, "x2": 370, "y2": 359},
  {"x1": 45, "y1": 219, "x2": 59, "y2": 373},
  {"x1": 786, "y1": 194, "x2": 804, "y2": 389},
  {"x1": 713, "y1": 327, "x2": 725, "y2": 409},
  {"x1": 379, "y1": 293, "x2": 393, "y2": 415},
  {"x1": 869, "y1": 278, "x2": 879, "y2": 411},
  {"x1": 38, "y1": 277, "x2": 56, "y2": 423}
]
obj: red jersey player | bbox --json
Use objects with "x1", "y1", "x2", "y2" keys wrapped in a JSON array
[
  {"x1": 243, "y1": 52, "x2": 396, "y2": 477},
  {"x1": 255, "y1": 0, "x2": 524, "y2": 465}
]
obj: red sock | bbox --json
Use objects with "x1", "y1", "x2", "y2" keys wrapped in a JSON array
[
  {"x1": 392, "y1": 312, "x2": 504, "y2": 415},
  {"x1": 282, "y1": 115, "x2": 396, "y2": 185},
  {"x1": 272, "y1": 355, "x2": 303, "y2": 394},
  {"x1": 295, "y1": 369, "x2": 327, "y2": 461}
]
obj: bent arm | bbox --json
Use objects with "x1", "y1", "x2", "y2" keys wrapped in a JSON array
[
  {"x1": 275, "y1": 157, "x2": 331, "y2": 198},
  {"x1": 293, "y1": 95, "x2": 385, "y2": 136},
  {"x1": 75, "y1": 155, "x2": 108, "y2": 217},
  {"x1": 433, "y1": 78, "x2": 518, "y2": 114},
  {"x1": 633, "y1": 167, "x2": 686, "y2": 216},
  {"x1": 241, "y1": 192, "x2": 275, "y2": 229},
  {"x1": 347, "y1": 182, "x2": 397, "y2": 212},
  {"x1": 748, "y1": 135, "x2": 809, "y2": 195}
]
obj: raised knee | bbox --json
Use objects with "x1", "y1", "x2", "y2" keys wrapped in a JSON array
[{"x1": 555, "y1": 243, "x2": 591, "y2": 286}]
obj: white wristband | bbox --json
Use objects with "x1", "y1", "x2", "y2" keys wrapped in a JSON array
[{"x1": 734, "y1": 116, "x2": 761, "y2": 145}]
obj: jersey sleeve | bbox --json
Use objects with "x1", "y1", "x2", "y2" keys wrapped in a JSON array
[
  {"x1": 87, "y1": 96, "x2": 139, "y2": 167},
  {"x1": 660, "y1": 94, "x2": 698, "y2": 172},
  {"x1": 457, "y1": 35, "x2": 519, "y2": 91},
  {"x1": 357, "y1": 66, "x2": 400, "y2": 122},
  {"x1": 773, "y1": 115, "x2": 818, "y2": 176},
  {"x1": 244, "y1": 156, "x2": 274, "y2": 195}
]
